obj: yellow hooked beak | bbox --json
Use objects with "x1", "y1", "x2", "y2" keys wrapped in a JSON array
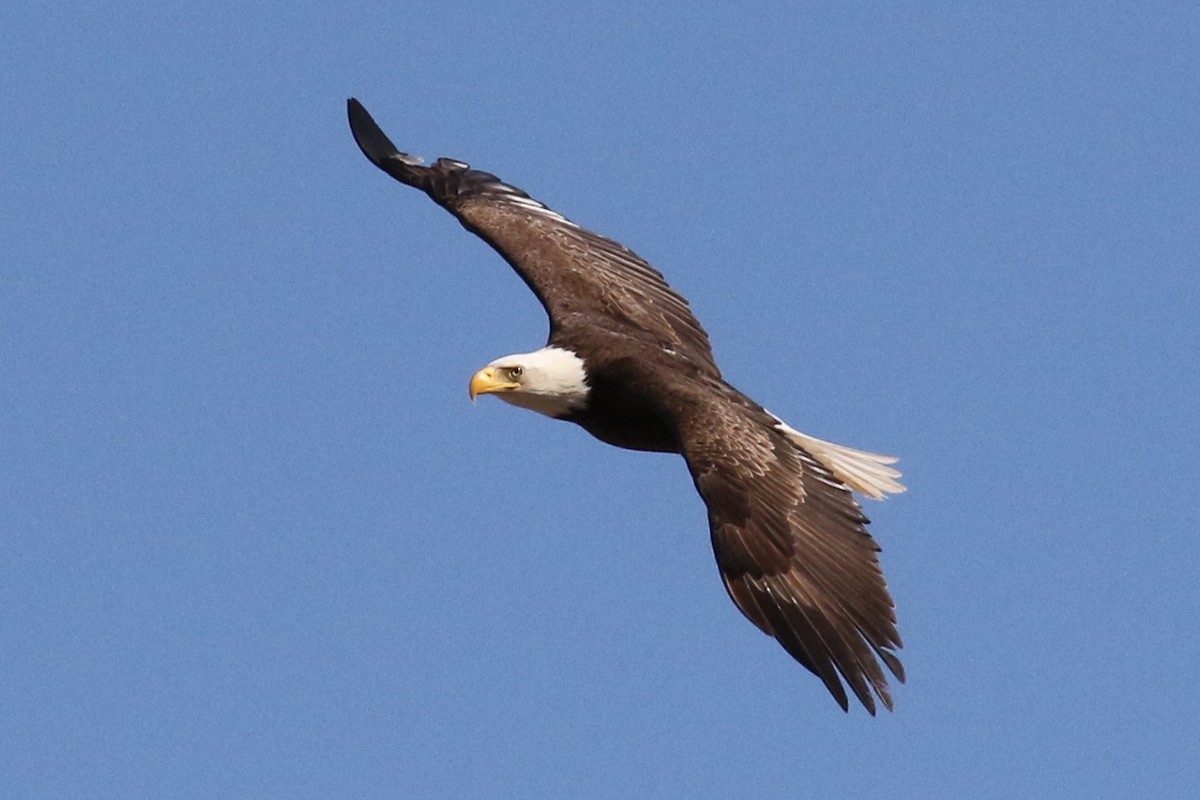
[{"x1": 469, "y1": 366, "x2": 520, "y2": 401}]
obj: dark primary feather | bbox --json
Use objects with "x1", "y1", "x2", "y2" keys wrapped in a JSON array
[
  {"x1": 348, "y1": 98, "x2": 904, "y2": 712},
  {"x1": 348, "y1": 98, "x2": 719, "y2": 376}
]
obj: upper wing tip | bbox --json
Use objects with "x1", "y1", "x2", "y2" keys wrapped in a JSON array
[{"x1": 346, "y1": 97, "x2": 425, "y2": 173}]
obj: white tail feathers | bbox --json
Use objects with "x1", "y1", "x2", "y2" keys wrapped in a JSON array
[{"x1": 768, "y1": 413, "x2": 906, "y2": 500}]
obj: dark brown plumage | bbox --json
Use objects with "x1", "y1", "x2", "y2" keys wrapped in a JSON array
[{"x1": 348, "y1": 98, "x2": 905, "y2": 713}]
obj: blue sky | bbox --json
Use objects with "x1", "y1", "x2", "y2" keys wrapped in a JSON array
[{"x1": 3, "y1": 2, "x2": 1198, "y2": 798}]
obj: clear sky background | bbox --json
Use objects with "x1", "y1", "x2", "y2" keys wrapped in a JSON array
[{"x1": 3, "y1": 2, "x2": 1198, "y2": 798}]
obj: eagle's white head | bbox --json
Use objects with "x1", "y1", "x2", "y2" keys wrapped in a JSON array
[{"x1": 469, "y1": 346, "x2": 589, "y2": 418}]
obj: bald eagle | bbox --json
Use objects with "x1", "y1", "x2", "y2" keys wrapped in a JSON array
[{"x1": 348, "y1": 98, "x2": 906, "y2": 714}]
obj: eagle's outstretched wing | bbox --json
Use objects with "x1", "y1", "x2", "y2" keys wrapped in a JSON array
[
  {"x1": 348, "y1": 98, "x2": 719, "y2": 376},
  {"x1": 676, "y1": 398, "x2": 905, "y2": 714}
]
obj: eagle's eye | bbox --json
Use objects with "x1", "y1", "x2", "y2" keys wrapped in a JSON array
[{"x1": 508, "y1": 366, "x2": 523, "y2": 380}]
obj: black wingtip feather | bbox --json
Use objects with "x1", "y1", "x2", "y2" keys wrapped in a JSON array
[
  {"x1": 347, "y1": 98, "x2": 428, "y2": 187},
  {"x1": 347, "y1": 98, "x2": 394, "y2": 164}
]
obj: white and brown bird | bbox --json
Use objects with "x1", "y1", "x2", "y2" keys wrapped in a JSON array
[{"x1": 348, "y1": 98, "x2": 907, "y2": 713}]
